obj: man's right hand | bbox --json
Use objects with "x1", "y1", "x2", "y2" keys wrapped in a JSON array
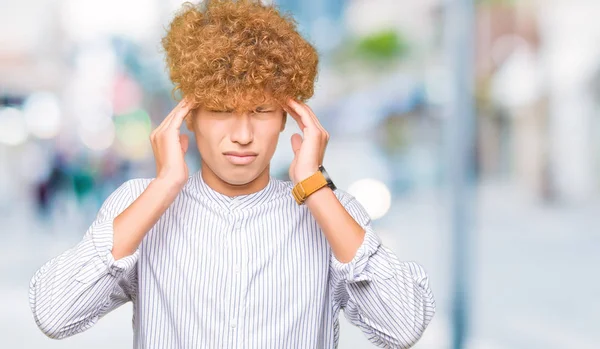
[
  {"x1": 150, "y1": 97, "x2": 193, "y2": 191},
  {"x1": 110, "y1": 98, "x2": 194, "y2": 260}
]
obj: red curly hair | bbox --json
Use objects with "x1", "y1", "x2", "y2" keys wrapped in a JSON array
[{"x1": 161, "y1": 0, "x2": 319, "y2": 116}]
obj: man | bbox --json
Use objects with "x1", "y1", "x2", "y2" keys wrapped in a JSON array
[{"x1": 29, "y1": 1, "x2": 435, "y2": 348}]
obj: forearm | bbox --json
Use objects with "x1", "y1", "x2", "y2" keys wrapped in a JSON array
[
  {"x1": 111, "y1": 178, "x2": 181, "y2": 259},
  {"x1": 305, "y1": 187, "x2": 365, "y2": 263},
  {"x1": 310, "y1": 188, "x2": 435, "y2": 347},
  {"x1": 29, "y1": 178, "x2": 159, "y2": 338},
  {"x1": 328, "y1": 229, "x2": 435, "y2": 348},
  {"x1": 30, "y1": 228, "x2": 137, "y2": 338},
  {"x1": 339, "y1": 251, "x2": 435, "y2": 348}
]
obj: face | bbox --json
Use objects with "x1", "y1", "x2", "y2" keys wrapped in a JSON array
[{"x1": 188, "y1": 100, "x2": 286, "y2": 188}]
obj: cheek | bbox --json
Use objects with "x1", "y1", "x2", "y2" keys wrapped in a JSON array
[
  {"x1": 195, "y1": 119, "x2": 226, "y2": 138},
  {"x1": 193, "y1": 124, "x2": 224, "y2": 153},
  {"x1": 257, "y1": 127, "x2": 282, "y2": 153}
]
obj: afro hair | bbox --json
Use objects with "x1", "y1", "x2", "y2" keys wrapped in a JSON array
[{"x1": 161, "y1": 0, "x2": 319, "y2": 115}]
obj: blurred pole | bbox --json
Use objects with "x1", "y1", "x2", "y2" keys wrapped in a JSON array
[{"x1": 444, "y1": 0, "x2": 476, "y2": 349}]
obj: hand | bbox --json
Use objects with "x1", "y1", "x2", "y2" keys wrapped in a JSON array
[
  {"x1": 283, "y1": 99, "x2": 330, "y2": 184},
  {"x1": 150, "y1": 97, "x2": 193, "y2": 190}
]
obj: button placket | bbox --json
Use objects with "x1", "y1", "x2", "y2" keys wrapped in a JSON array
[
  {"x1": 233, "y1": 219, "x2": 242, "y2": 231},
  {"x1": 228, "y1": 213, "x2": 243, "y2": 345},
  {"x1": 230, "y1": 211, "x2": 251, "y2": 348}
]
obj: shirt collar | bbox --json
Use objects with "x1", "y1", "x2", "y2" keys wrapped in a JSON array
[{"x1": 190, "y1": 168, "x2": 283, "y2": 211}]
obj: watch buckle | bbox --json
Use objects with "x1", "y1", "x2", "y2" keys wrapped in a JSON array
[{"x1": 292, "y1": 182, "x2": 306, "y2": 205}]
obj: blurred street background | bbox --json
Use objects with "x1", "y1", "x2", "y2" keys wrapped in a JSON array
[{"x1": 1, "y1": 0, "x2": 599, "y2": 348}]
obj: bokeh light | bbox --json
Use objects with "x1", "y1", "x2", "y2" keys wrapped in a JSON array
[
  {"x1": 347, "y1": 178, "x2": 392, "y2": 220},
  {"x1": 0, "y1": 107, "x2": 28, "y2": 146},
  {"x1": 78, "y1": 120, "x2": 116, "y2": 151},
  {"x1": 114, "y1": 108, "x2": 153, "y2": 160},
  {"x1": 22, "y1": 92, "x2": 62, "y2": 139}
]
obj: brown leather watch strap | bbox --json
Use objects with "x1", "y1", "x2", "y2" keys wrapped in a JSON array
[{"x1": 291, "y1": 170, "x2": 328, "y2": 205}]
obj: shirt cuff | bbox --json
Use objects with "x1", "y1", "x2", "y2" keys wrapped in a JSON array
[
  {"x1": 91, "y1": 220, "x2": 138, "y2": 277},
  {"x1": 330, "y1": 225, "x2": 382, "y2": 283}
]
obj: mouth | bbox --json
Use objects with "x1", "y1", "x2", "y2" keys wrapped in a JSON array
[{"x1": 223, "y1": 152, "x2": 258, "y2": 165}]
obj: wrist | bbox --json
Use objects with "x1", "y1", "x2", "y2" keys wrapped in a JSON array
[
  {"x1": 149, "y1": 177, "x2": 185, "y2": 201},
  {"x1": 291, "y1": 165, "x2": 336, "y2": 205},
  {"x1": 304, "y1": 185, "x2": 333, "y2": 205},
  {"x1": 294, "y1": 167, "x2": 319, "y2": 185}
]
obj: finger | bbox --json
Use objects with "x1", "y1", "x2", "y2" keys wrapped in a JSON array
[
  {"x1": 290, "y1": 99, "x2": 328, "y2": 139},
  {"x1": 301, "y1": 102, "x2": 327, "y2": 136},
  {"x1": 286, "y1": 99, "x2": 328, "y2": 143},
  {"x1": 287, "y1": 100, "x2": 330, "y2": 169},
  {"x1": 288, "y1": 99, "x2": 318, "y2": 127},
  {"x1": 283, "y1": 104, "x2": 305, "y2": 131},
  {"x1": 285, "y1": 99, "x2": 316, "y2": 131},
  {"x1": 285, "y1": 99, "x2": 315, "y2": 130},
  {"x1": 180, "y1": 134, "x2": 189, "y2": 153},
  {"x1": 165, "y1": 98, "x2": 192, "y2": 131},
  {"x1": 153, "y1": 98, "x2": 187, "y2": 136},
  {"x1": 290, "y1": 133, "x2": 303, "y2": 155},
  {"x1": 167, "y1": 106, "x2": 192, "y2": 132}
]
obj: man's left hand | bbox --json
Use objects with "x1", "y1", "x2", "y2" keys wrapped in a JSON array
[{"x1": 283, "y1": 99, "x2": 330, "y2": 185}]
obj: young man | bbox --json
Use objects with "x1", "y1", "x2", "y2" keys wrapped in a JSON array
[{"x1": 29, "y1": 1, "x2": 435, "y2": 348}]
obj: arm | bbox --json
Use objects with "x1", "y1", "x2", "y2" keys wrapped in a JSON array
[
  {"x1": 29, "y1": 178, "x2": 180, "y2": 339},
  {"x1": 306, "y1": 188, "x2": 436, "y2": 348},
  {"x1": 283, "y1": 99, "x2": 435, "y2": 347},
  {"x1": 29, "y1": 98, "x2": 193, "y2": 339}
]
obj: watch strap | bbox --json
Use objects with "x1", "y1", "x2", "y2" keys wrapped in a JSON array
[{"x1": 292, "y1": 170, "x2": 329, "y2": 205}]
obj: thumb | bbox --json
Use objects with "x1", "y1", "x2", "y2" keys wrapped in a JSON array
[
  {"x1": 290, "y1": 133, "x2": 302, "y2": 155},
  {"x1": 180, "y1": 134, "x2": 189, "y2": 153}
]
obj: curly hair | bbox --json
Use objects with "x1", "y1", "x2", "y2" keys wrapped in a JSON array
[{"x1": 161, "y1": 0, "x2": 319, "y2": 115}]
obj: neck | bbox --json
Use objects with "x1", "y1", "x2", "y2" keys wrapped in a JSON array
[{"x1": 200, "y1": 164, "x2": 271, "y2": 198}]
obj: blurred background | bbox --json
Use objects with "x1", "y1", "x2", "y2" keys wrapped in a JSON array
[{"x1": 1, "y1": 0, "x2": 599, "y2": 348}]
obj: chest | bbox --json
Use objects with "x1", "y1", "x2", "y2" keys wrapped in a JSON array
[{"x1": 137, "y1": 203, "x2": 332, "y2": 315}]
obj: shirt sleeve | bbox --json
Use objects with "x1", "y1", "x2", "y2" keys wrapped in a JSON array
[
  {"x1": 29, "y1": 179, "x2": 142, "y2": 339},
  {"x1": 329, "y1": 191, "x2": 436, "y2": 349}
]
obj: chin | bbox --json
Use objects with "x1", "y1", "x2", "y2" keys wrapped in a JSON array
[{"x1": 218, "y1": 168, "x2": 259, "y2": 186}]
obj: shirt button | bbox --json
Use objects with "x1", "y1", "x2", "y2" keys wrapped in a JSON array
[
  {"x1": 230, "y1": 320, "x2": 237, "y2": 328},
  {"x1": 234, "y1": 265, "x2": 240, "y2": 273}
]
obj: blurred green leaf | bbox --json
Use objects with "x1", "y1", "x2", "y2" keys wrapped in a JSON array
[{"x1": 354, "y1": 29, "x2": 409, "y2": 61}]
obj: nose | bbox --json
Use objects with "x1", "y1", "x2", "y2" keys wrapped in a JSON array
[{"x1": 229, "y1": 113, "x2": 253, "y2": 145}]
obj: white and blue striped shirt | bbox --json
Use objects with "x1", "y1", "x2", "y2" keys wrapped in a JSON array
[{"x1": 29, "y1": 169, "x2": 435, "y2": 348}]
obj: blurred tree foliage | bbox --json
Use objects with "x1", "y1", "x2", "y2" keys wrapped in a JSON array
[
  {"x1": 354, "y1": 29, "x2": 409, "y2": 61},
  {"x1": 332, "y1": 28, "x2": 410, "y2": 70}
]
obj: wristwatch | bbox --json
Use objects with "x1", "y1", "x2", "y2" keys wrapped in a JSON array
[{"x1": 292, "y1": 165, "x2": 337, "y2": 205}]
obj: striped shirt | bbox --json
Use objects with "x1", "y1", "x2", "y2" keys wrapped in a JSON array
[{"x1": 29, "y1": 169, "x2": 435, "y2": 348}]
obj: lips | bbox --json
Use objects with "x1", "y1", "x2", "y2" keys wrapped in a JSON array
[
  {"x1": 224, "y1": 151, "x2": 258, "y2": 157},
  {"x1": 223, "y1": 151, "x2": 258, "y2": 165}
]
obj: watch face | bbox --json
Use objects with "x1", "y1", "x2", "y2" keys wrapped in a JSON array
[{"x1": 318, "y1": 165, "x2": 337, "y2": 190}]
